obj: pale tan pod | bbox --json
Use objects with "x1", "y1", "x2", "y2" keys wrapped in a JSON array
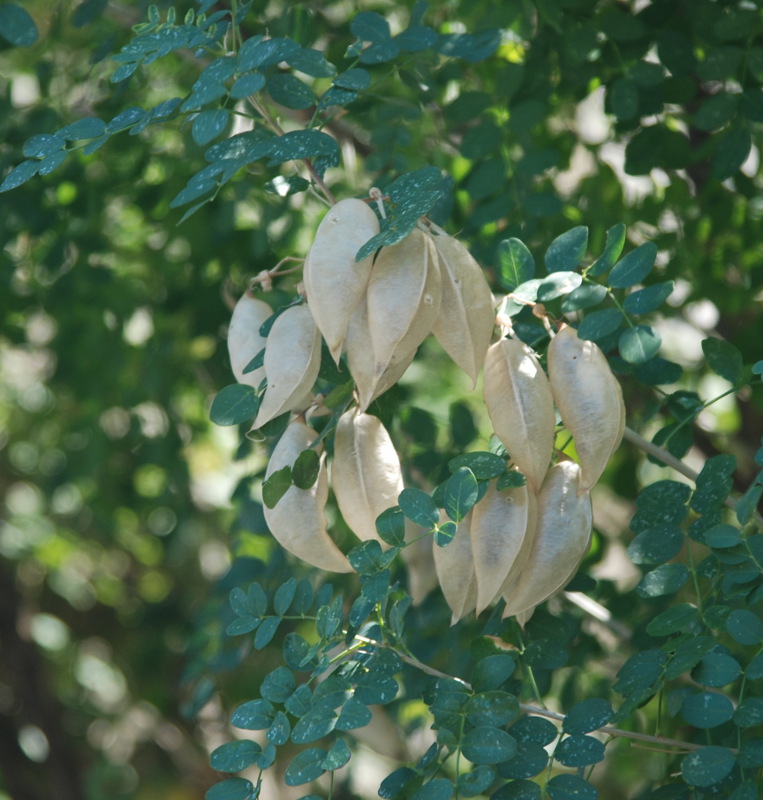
[
  {"x1": 502, "y1": 460, "x2": 592, "y2": 618},
  {"x1": 366, "y1": 230, "x2": 442, "y2": 382},
  {"x1": 303, "y1": 199, "x2": 380, "y2": 363},
  {"x1": 547, "y1": 325, "x2": 625, "y2": 492},
  {"x1": 432, "y1": 510, "x2": 478, "y2": 625},
  {"x1": 332, "y1": 409, "x2": 404, "y2": 542},
  {"x1": 402, "y1": 519, "x2": 438, "y2": 605},
  {"x1": 254, "y1": 304, "x2": 321, "y2": 428},
  {"x1": 227, "y1": 291, "x2": 272, "y2": 389},
  {"x1": 470, "y1": 477, "x2": 538, "y2": 615},
  {"x1": 264, "y1": 418, "x2": 352, "y2": 573},
  {"x1": 430, "y1": 235, "x2": 495, "y2": 387},
  {"x1": 344, "y1": 299, "x2": 415, "y2": 411},
  {"x1": 483, "y1": 338, "x2": 556, "y2": 492}
]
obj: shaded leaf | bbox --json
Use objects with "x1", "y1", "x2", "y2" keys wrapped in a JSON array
[
  {"x1": 681, "y1": 746, "x2": 735, "y2": 787},
  {"x1": 0, "y1": 3, "x2": 38, "y2": 46},
  {"x1": 702, "y1": 338, "x2": 743, "y2": 384},
  {"x1": 544, "y1": 226, "x2": 588, "y2": 273},
  {"x1": 210, "y1": 384, "x2": 259, "y2": 426}
]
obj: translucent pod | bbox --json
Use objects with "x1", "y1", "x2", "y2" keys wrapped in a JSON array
[
  {"x1": 502, "y1": 460, "x2": 592, "y2": 619},
  {"x1": 483, "y1": 337, "x2": 556, "y2": 492},
  {"x1": 433, "y1": 510, "x2": 478, "y2": 625},
  {"x1": 227, "y1": 291, "x2": 272, "y2": 389},
  {"x1": 303, "y1": 198, "x2": 380, "y2": 363},
  {"x1": 366, "y1": 230, "x2": 442, "y2": 383},
  {"x1": 470, "y1": 476, "x2": 537, "y2": 614},
  {"x1": 547, "y1": 324, "x2": 625, "y2": 491},
  {"x1": 344, "y1": 299, "x2": 415, "y2": 411},
  {"x1": 254, "y1": 304, "x2": 321, "y2": 429},
  {"x1": 332, "y1": 409, "x2": 404, "y2": 542},
  {"x1": 264, "y1": 418, "x2": 352, "y2": 573},
  {"x1": 431, "y1": 235, "x2": 495, "y2": 386}
]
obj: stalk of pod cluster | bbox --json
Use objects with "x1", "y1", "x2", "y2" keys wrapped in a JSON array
[{"x1": 226, "y1": 194, "x2": 626, "y2": 624}]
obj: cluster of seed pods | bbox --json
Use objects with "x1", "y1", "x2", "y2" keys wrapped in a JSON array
[{"x1": 226, "y1": 195, "x2": 625, "y2": 623}]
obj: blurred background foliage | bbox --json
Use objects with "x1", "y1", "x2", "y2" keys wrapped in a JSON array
[{"x1": 0, "y1": 0, "x2": 762, "y2": 798}]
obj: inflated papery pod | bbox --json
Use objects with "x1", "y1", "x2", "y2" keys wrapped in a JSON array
[
  {"x1": 227, "y1": 291, "x2": 272, "y2": 389},
  {"x1": 303, "y1": 198, "x2": 379, "y2": 363},
  {"x1": 483, "y1": 337, "x2": 556, "y2": 492},
  {"x1": 366, "y1": 229, "x2": 442, "y2": 383},
  {"x1": 263, "y1": 417, "x2": 352, "y2": 573},
  {"x1": 402, "y1": 520, "x2": 438, "y2": 605},
  {"x1": 547, "y1": 324, "x2": 625, "y2": 492},
  {"x1": 470, "y1": 476, "x2": 537, "y2": 615},
  {"x1": 344, "y1": 299, "x2": 414, "y2": 411},
  {"x1": 254, "y1": 304, "x2": 321, "y2": 429},
  {"x1": 430, "y1": 234, "x2": 495, "y2": 386},
  {"x1": 332, "y1": 409, "x2": 403, "y2": 542},
  {"x1": 433, "y1": 510, "x2": 478, "y2": 625},
  {"x1": 502, "y1": 460, "x2": 592, "y2": 621}
]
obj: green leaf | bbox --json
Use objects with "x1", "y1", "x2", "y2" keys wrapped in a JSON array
[
  {"x1": 692, "y1": 653, "x2": 742, "y2": 687},
  {"x1": 702, "y1": 338, "x2": 743, "y2": 384},
  {"x1": 399, "y1": 487, "x2": 439, "y2": 530},
  {"x1": 681, "y1": 746, "x2": 736, "y2": 788},
  {"x1": 726, "y1": 609, "x2": 763, "y2": 645},
  {"x1": 563, "y1": 698, "x2": 612, "y2": 734},
  {"x1": 238, "y1": 37, "x2": 300, "y2": 71},
  {"x1": 0, "y1": 3, "x2": 38, "y2": 46},
  {"x1": 589, "y1": 223, "x2": 626, "y2": 277},
  {"x1": 285, "y1": 747, "x2": 328, "y2": 786},
  {"x1": 205, "y1": 777, "x2": 255, "y2": 800},
  {"x1": 461, "y1": 727, "x2": 517, "y2": 765},
  {"x1": 266, "y1": 711, "x2": 290, "y2": 746},
  {"x1": 261, "y1": 666, "x2": 296, "y2": 703},
  {"x1": 0, "y1": 159, "x2": 39, "y2": 193},
  {"x1": 694, "y1": 93, "x2": 738, "y2": 131},
  {"x1": 735, "y1": 698, "x2": 763, "y2": 728},
  {"x1": 577, "y1": 308, "x2": 623, "y2": 341},
  {"x1": 375, "y1": 506, "x2": 406, "y2": 546},
  {"x1": 627, "y1": 525, "x2": 683, "y2": 565},
  {"x1": 395, "y1": 25, "x2": 438, "y2": 53},
  {"x1": 497, "y1": 741, "x2": 548, "y2": 780},
  {"x1": 443, "y1": 467, "x2": 478, "y2": 523},
  {"x1": 379, "y1": 767, "x2": 418, "y2": 800},
  {"x1": 544, "y1": 226, "x2": 588, "y2": 273},
  {"x1": 23, "y1": 133, "x2": 66, "y2": 158},
  {"x1": 210, "y1": 384, "x2": 259, "y2": 426},
  {"x1": 637, "y1": 564, "x2": 689, "y2": 598},
  {"x1": 267, "y1": 73, "x2": 316, "y2": 110},
  {"x1": 262, "y1": 466, "x2": 292, "y2": 509},
  {"x1": 210, "y1": 740, "x2": 261, "y2": 773},
  {"x1": 348, "y1": 539, "x2": 397, "y2": 574},
  {"x1": 613, "y1": 649, "x2": 667, "y2": 695},
  {"x1": 231, "y1": 698, "x2": 275, "y2": 730},
  {"x1": 682, "y1": 691, "x2": 734, "y2": 728},
  {"x1": 608, "y1": 77, "x2": 639, "y2": 121},
  {"x1": 646, "y1": 603, "x2": 698, "y2": 636},
  {"x1": 58, "y1": 118, "x2": 107, "y2": 140},
  {"x1": 623, "y1": 281, "x2": 674, "y2": 315},
  {"x1": 472, "y1": 654, "x2": 516, "y2": 691},
  {"x1": 561, "y1": 283, "x2": 607, "y2": 313},
  {"x1": 537, "y1": 271, "x2": 583, "y2": 302},
  {"x1": 457, "y1": 765, "x2": 495, "y2": 798},
  {"x1": 291, "y1": 449, "x2": 320, "y2": 490},
  {"x1": 192, "y1": 109, "x2": 229, "y2": 146},
  {"x1": 665, "y1": 636, "x2": 717, "y2": 680},
  {"x1": 691, "y1": 455, "x2": 736, "y2": 514},
  {"x1": 436, "y1": 29, "x2": 502, "y2": 63},
  {"x1": 412, "y1": 779, "x2": 454, "y2": 800},
  {"x1": 632, "y1": 481, "x2": 691, "y2": 531},
  {"x1": 546, "y1": 774, "x2": 598, "y2": 800},
  {"x1": 703, "y1": 524, "x2": 742, "y2": 548},
  {"x1": 254, "y1": 616, "x2": 280, "y2": 649},
  {"x1": 267, "y1": 130, "x2": 340, "y2": 176},
  {"x1": 491, "y1": 780, "x2": 541, "y2": 800},
  {"x1": 712, "y1": 127, "x2": 751, "y2": 181},
  {"x1": 496, "y1": 471, "x2": 527, "y2": 490},
  {"x1": 273, "y1": 577, "x2": 297, "y2": 616},
  {"x1": 336, "y1": 696, "x2": 372, "y2": 731},
  {"x1": 434, "y1": 520, "x2": 457, "y2": 547},
  {"x1": 554, "y1": 734, "x2": 605, "y2": 768},
  {"x1": 497, "y1": 238, "x2": 535, "y2": 291},
  {"x1": 351, "y1": 11, "x2": 390, "y2": 42},
  {"x1": 609, "y1": 242, "x2": 657, "y2": 288},
  {"x1": 322, "y1": 738, "x2": 351, "y2": 771},
  {"x1": 333, "y1": 68, "x2": 370, "y2": 91},
  {"x1": 466, "y1": 691, "x2": 519, "y2": 728},
  {"x1": 448, "y1": 452, "x2": 506, "y2": 480},
  {"x1": 737, "y1": 482, "x2": 763, "y2": 526},
  {"x1": 226, "y1": 616, "x2": 259, "y2": 636},
  {"x1": 247, "y1": 583, "x2": 267, "y2": 617},
  {"x1": 633, "y1": 357, "x2": 682, "y2": 386},
  {"x1": 619, "y1": 325, "x2": 661, "y2": 365},
  {"x1": 230, "y1": 72, "x2": 266, "y2": 100},
  {"x1": 286, "y1": 47, "x2": 336, "y2": 78},
  {"x1": 291, "y1": 705, "x2": 338, "y2": 744}
]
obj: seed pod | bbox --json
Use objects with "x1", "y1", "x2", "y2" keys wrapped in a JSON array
[
  {"x1": 264, "y1": 418, "x2": 352, "y2": 573},
  {"x1": 254, "y1": 304, "x2": 321, "y2": 428},
  {"x1": 431, "y1": 235, "x2": 495, "y2": 386},
  {"x1": 332, "y1": 409, "x2": 403, "y2": 542},
  {"x1": 344, "y1": 299, "x2": 415, "y2": 410},
  {"x1": 366, "y1": 230, "x2": 442, "y2": 383},
  {"x1": 483, "y1": 337, "x2": 556, "y2": 492},
  {"x1": 502, "y1": 460, "x2": 592, "y2": 618},
  {"x1": 470, "y1": 476, "x2": 537, "y2": 614},
  {"x1": 304, "y1": 199, "x2": 380, "y2": 363},
  {"x1": 433, "y1": 510, "x2": 478, "y2": 625},
  {"x1": 547, "y1": 324, "x2": 625, "y2": 491},
  {"x1": 227, "y1": 291, "x2": 272, "y2": 389},
  {"x1": 402, "y1": 519, "x2": 438, "y2": 605}
]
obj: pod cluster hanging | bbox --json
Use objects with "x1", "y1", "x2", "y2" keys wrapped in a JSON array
[{"x1": 226, "y1": 193, "x2": 626, "y2": 624}]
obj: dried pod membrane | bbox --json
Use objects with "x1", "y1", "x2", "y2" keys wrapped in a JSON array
[
  {"x1": 254, "y1": 304, "x2": 321, "y2": 428},
  {"x1": 303, "y1": 198, "x2": 380, "y2": 363},
  {"x1": 227, "y1": 291, "x2": 272, "y2": 389},
  {"x1": 344, "y1": 299, "x2": 415, "y2": 410},
  {"x1": 433, "y1": 510, "x2": 478, "y2": 625},
  {"x1": 483, "y1": 337, "x2": 556, "y2": 492},
  {"x1": 264, "y1": 418, "x2": 352, "y2": 573},
  {"x1": 547, "y1": 324, "x2": 625, "y2": 491},
  {"x1": 502, "y1": 460, "x2": 592, "y2": 619},
  {"x1": 470, "y1": 476, "x2": 537, "y2": 614},
  {"x1": 431, "y1": 235, "x2": 495, "y2": 386},
  {"x1": 366, "y1": 230, "x2": 442, "y2": 383},
  {"x1": 332, "y1": 409, "x2": 403, "y2": 542}
]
